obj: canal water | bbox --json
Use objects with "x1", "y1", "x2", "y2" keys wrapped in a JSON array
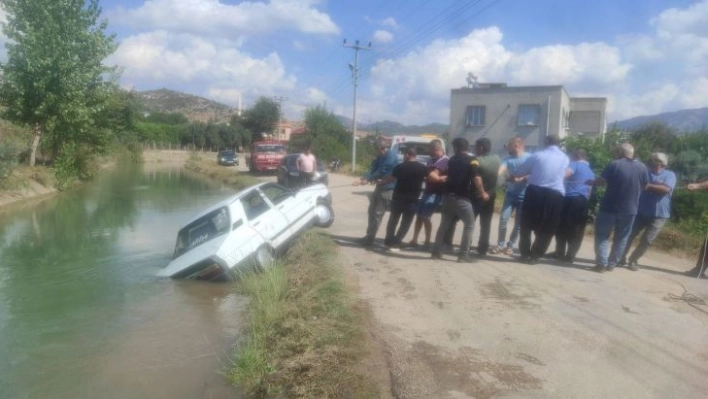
[{"x1": 0, "y1": 163, "x2": 247, "y2": 398}]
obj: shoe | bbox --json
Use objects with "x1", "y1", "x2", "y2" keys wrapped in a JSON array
[
  {"x1": 527, "y1": 257, "x2": 539, "y2": 265},
  {"x1": 442, "y1": 244, "x2": 455, "y2": 254},
  {"x1": 503, "y1": 247, "x2": 514, "y2": 256},
  {"x1": 431, "y1": 252, "x2": 443, "y2": 260},
  {"x1": 627, "y1": 260, "x2": 639, "y2": 271},
  {"x1": 478, "y1": 251, "x2": 487, "y2": 257},
  {"x1": 457, "y1": 254, "x2": 478, "y2": 263},
  {"x1": 592, "y1": 265, "x2": 606, "y2": 273},
  {"x1": 607, "y1": 266, "x2": 615, "y2": 272},
  {"x1": 406, "y1": 241, "x2": 419, "y2": 249},
  {"x1": 562, "y1": 256, "x2": 574, "y2": 264},
  {"x1": 420, "y1": 242, "x2": 432, "y2": 251},
  {"x1": 617, "y1": 259, "x2": 627, "y2": 267},
  {"x1": 490, "y1": 246, "x2": 503, "y2": 255}
]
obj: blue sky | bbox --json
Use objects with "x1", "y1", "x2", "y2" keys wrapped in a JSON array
[{"x1": 2, "y1": 0, "x2": 707, "y2": 125}]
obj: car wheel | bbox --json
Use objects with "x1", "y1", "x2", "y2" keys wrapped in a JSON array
[
  {"x1": 313, "y1": 202, "x2": 334, "y2": 228},
  {"x1": 254, "y1": 245, "x2": 275, "y2": 270}
]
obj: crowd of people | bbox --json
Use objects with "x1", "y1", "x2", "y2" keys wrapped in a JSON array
[{"x1": 352, "y1": 135, "x2": 706, "y2": 276}]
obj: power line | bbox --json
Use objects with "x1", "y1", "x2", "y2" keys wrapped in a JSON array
[{"x1": 343, "y1": 39, "x2": 371, "y2": 174}]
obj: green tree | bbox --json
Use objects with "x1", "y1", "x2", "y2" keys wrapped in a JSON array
[
  {"x1": 289, "y1": 105, "x2": 350, "y2": 163},
  {"x1": 242, "y1": 97, "x2": 280, "y2": 140},
  {"x1": 629, "y1": 121, "x2": 676, "y2": 161},
  {"x1": 0, "y1": 0, "x2": 117, "y2": 174}
]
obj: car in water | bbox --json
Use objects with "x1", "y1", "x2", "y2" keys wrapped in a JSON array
[
  {"x1": 217, "y1": 150, "x2": 239, "y2": 166},
  {"x1": 157, "y1": 182, "x2": 334, "y2": 281},
  {"x1": 277, "y1": 153, "x2": 329, "y2": 188}
]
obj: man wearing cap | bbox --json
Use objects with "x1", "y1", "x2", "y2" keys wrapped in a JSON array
[
  {"x1": 353, "y1": 139, "x2": 399, "y2": 246},
  {"x1": 618, "y1": 153, "x2": 675, "y2": 270}
]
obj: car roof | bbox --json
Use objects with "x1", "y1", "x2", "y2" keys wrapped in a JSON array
[{"x1": 183, "y1": 182, "x2": 271, "y2": 224}]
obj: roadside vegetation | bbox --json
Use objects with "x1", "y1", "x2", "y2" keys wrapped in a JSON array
[
  {"x1": 563, "y1": 123, "x2": 708, "y2": 255},
  {"x1": 184, "y1": 152, "x2": 259, "y2": 189},
  {"x1": 229, "y1": 231, "x2": 379, "y2": 398}
]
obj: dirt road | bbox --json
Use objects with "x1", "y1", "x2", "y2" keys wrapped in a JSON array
[{"x1": 325, "y1": 171, "x2": 708, "y2": 398}]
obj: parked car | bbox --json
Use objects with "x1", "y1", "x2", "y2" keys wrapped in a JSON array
[
  {"x1": 157, "y1": 182, "x2": 334, "y2": 281},
  {"x1": 217, "y1": 150, "x2": 239, "y2": 166},
  {"x1": 277, "y1": 153, "x2": 329, "y2": 188}
]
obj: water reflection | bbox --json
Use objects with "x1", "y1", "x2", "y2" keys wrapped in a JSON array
[{"x1": 0, "y1": 164, "x2": 244, "y2": 398}]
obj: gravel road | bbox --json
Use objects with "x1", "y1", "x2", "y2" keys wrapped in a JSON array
[{"x1": 325, "y1": 170, "x2": 708, "y2": 399}]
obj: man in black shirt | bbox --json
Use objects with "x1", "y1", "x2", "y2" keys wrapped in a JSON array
[
  {"x1": 431, "y1": 137, "x2": 480, "y2": 263},
  {"x1": 383, "y1": 149, "x2": 429, "y2": 250}
]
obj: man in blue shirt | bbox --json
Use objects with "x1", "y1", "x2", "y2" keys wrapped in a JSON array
[
  {"x1": 512, "y1": 134, "x2": 569, "y2": 264},
  {"x1": 554, "y1": 149, "x2": 595, "y2": 263},
  {"x1": 354, "y1": 139, "x2": 399, "y2": 246},
  {"x1": 619, "y1": 152, "x2": 676, "y2": 270},
  {"x1": 491, "y1": 137, "x2": 530, "y2": 256},
  {"x1": 591, "y1": 143, "x2": 650, "y2": 273}
]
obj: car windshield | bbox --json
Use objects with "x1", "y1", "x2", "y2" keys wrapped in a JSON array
[
  {"x1": 173, "y1": 207, "x2": 230, "y2": 259},
  {"x1": 219, "y1": 151, "x2": 234, "y2": 157},
  {"x1": 255, "y1": 144, "x2": 285, "y2": 153}
]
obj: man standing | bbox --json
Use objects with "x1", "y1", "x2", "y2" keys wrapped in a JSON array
[
  {"x1": 431, "y1": 137, "x2": 480, "y2": 263},
  {"x1": 554, "y1": 149, "x2": 595, "y2": 263},
  {"x1": 353, "y1": 139, "x2": 399, "y2": 246},
  {"x1": 383, "y1": 149, "x2": 429, "y2": 250},
  {"x1": 296, "y1": 143, "x2": 317, "y2": 186},
  {"x1": 512, "y1": 135, "x2": 569, "y2": 265},
  {"x1": 408, "y1": 139, "x2": 448, "y2": 249},
  {"x1": 618, "y1": 153, "x2": 676, "y2": 271},
  {"x1": 685, "y1": 180, "x2": 708, "y2": 278},
  {"x1": 472, "y1": 138, "x2": 500, "y2": 256},
  {"x1": 491, "y1": 137, "x2": 529, "y2": 256},
  {"x1": 592, "y1": 143, "x2": 649, "y2": 273}
]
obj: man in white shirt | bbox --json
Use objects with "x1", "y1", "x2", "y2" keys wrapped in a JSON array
[
  {"x1": 512, "y1": 135, "x2": 569, "y2": 264},
  {"x1": 296, "y1": 144, "x2": 317, "y2": 186}
]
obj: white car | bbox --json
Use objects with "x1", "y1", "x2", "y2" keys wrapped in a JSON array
[{"x1": 158, "y1": 182, "x2": 334, "y2": 280}]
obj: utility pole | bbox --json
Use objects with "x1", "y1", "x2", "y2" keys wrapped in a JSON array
[
  {"x1": 272, "y1": 95, "x2": 287, "y2": 140},
  {"x1": 343, "y1": 39, "x2": 371, "y2": 173}
]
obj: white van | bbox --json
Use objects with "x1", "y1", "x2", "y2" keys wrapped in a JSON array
[{"x1": 390, "y1": 135, "x2": 445, "y2": 165}]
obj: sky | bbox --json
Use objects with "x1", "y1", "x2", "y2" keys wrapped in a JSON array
[{"x1": 1, "y1": 0, "x2": 707, "y2": 125}]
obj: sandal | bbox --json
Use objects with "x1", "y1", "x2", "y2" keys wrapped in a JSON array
[
  {"x1": 489, "y1": 246, "x2": 503, "y2": 255},
  {"x1": 503, "y1": 247, "x2": 514, "y2": 256}
]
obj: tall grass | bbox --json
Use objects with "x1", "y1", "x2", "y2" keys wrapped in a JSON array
[{"x1": 230, "y1": 231, "x2": 379, "y2": 398}]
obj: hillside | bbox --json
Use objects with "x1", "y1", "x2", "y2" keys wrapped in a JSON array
[
  {"x1": 613, "y1": 108, "x2": 708, "y2": 133},
  {"x1": 137, "y1": 89, "x2": 235, "y2": 123},
  {"x1": 336, "y1": 115, "x2": 448, "y2": 136}
]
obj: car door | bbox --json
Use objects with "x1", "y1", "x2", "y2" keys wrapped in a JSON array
[
  {"x1": 260, "y1": 183, "x2": 314, "y2": 240},
  {"x1": 239, "y1": 188, "x2": 289, "y2": 249}
]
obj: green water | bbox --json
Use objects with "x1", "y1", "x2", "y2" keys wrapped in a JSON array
[{"x1": 0, "y1": 164, "x2": 246, "y2": 398}]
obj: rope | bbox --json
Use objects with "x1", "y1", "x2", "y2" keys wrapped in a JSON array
[{"x1": 666, "y1": 283, "x2": 707, "y2": 306}]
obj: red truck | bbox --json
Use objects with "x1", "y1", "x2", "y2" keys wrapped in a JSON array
[{"x1": 248, "y1": 140, "x2": 287, "y2": 173}]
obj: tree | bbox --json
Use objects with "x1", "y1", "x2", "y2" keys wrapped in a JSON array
[
  {"x1": 0, "y1": 0, "x2": 117, "y2": 169},
  {"x1": 289, "y1": 105, "x2": 350, "y2": 163},
  {"x1": 242, "y1": 97, "x2": 280, "y2": 140}
]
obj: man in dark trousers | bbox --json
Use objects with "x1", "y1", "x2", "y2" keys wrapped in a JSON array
[
  {"x1": 383, "y1": 148, "x2": 429, "y2": 250},
  {"x1": 591, "y1": 143, "x2": 649, "y2": 273},
  {"x1": 431, "y1": 137, "x2": 481, "y2": 263},
  {"x1": 554, "y1": 149, "x2": 595, "y2": 263},
  {"x1": 683, "y1": 180, "x2": 708, "y2": 278},
  {"x1": 353, "y1": 139, "x2": 399, "y2": 246},
  {"x1": 472, "y1": 138, "x2": 500, "y2": 256},
  {"x1": 512, "y1": 134, "x2": 569, "y2": 265}
]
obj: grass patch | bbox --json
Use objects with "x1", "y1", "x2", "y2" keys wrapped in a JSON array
[
  {"x1": 230, "y1": 230, "x2": 379, "y2": 398},
  {"x1": 185, "y1": 152, "x2": 259, "y2": 190}
]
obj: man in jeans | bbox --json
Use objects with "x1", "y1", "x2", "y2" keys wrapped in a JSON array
[
  {"x1": 591, "y1": 143, "x2": 649, "y2": 273},
  {"x1": 431, "y1": 137, "x2": 482, "y2": 263},
  {"x1": 619, "y1": 152, "x2": 676, "y2": 271},
  {"x1": 408, "y1": 139, "x2": 449, "y2": 249},
  {"x1": 491, "y1": 137, "x2": 529, "y2": 256},
  {"x1": 353, "y1": 139, "x2": 399, "y2": 246}
]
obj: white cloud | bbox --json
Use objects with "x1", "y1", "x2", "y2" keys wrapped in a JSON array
[
  {"x1": 651, "y1": 0, "x2": 708, "y2": 37},
  {"x1": 107, "y1": 0, "x2": 340, "y2": 38},
  {"x1": 381, "y1": 17, "x2": 399, "y2": 30},
  {"x1": 372, "y1": 30, "x2": 394, "y2": 44},
  {"x1": 108, "y1": 31, "x2": 296, "y2": 104}
]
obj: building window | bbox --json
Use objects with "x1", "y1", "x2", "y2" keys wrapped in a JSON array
[
  {"x1": 465, "y1": 106, "x2": 485, "y2": 127},
  {"x1": 517, "y1": 104, "x2": 540, "y2": 126}
]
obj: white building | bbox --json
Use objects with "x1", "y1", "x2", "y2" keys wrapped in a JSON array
[{"x1": 449, "y1": 83, "x2": 607, "y2": 154}]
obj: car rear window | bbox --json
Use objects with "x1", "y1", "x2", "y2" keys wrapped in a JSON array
[{"x1": 173, "y1": 207, "x2": 230, "y2": 258}]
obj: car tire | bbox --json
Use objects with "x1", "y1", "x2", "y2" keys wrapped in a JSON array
[
  {"x1": 254, "y1": 245, "x2": 275, "y2": 271},
  {"x1": 313, "y1": 202, "x2": 334, "y2": 228}
]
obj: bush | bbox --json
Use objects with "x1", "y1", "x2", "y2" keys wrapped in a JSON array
[{"x1": 0, "y1": 137, "x2": 22, "y2": 188}]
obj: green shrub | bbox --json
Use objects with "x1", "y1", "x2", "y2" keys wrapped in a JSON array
[{"x1": 0, "y1": 137, "x2": 22, "y2": 188}]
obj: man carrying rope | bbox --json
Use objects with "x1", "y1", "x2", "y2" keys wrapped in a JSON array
[{"x1": 684, "y1": 180, "x2": 708, "y2": 278}]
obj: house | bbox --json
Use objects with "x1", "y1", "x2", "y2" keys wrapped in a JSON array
[{"x1": 449, "y1": 83, "x2": 607, "y2": 154}]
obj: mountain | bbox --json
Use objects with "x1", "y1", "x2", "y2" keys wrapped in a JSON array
[
  {"x1": 336, "y1": 115, "x2": 448, "y2": 136},
  {"x1": 613, "y1": 108, "x2": 708, "y2": 133},
  {"x1": 136, "y1": 89, "x2": 235, "y2": 123}
]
